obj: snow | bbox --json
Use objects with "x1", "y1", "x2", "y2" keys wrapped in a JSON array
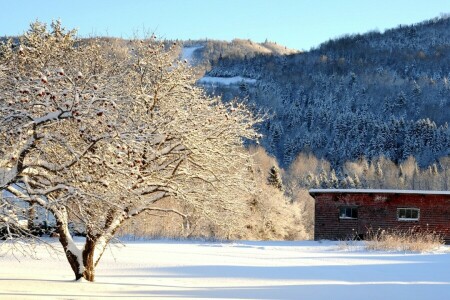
[
  {"x1": 0, "y1": 239, "x2": 449, "y2": 299},
  {"x1": 65, "y1": 234, "x2": 84, "y2": 274},
  {"x1": 180, "y1": 46, "x2": 203, "y2": 64},
  {"x1": 33, "y1": 111, "x2": 63, "y2": 124},
  {"x1": 0, "y1": 167, "x2": 17, "y2": 189},
  {"x1": 309, "y1": 188, "x2": 450, "y2": 195},
  {"x1": 198, "y1": 76, "x2": 257, "y2": 86}
]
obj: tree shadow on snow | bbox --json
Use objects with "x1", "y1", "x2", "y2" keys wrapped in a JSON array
[
  {"x1": 126, "y1": 283, "x2": 450, "y2": 300},
  {"x1": 101, "y1": 254, "x2": 450, "y2": 299}
]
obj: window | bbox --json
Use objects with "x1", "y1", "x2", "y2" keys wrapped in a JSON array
[
  {"x1": 339, "y1": 207, "x2": 358, "y2": 219},
  {"x1": 397, "y1": 208, "x2": 420, "y2": 221}
]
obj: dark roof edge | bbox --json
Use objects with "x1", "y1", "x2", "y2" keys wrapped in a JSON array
[{"x1": 309, "y1": 189, "x2": 450, "y2": 196}]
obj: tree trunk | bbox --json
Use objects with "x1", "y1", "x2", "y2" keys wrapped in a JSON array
[
  {"x1": 55, "y1": 209, "x2": 97, "y2": 282},
  {"x1": 54, "y1": 208, "x2": 126, "y2": 282},
  {"x1": 58, "y1": 234, "x2": 97, "y2": 281},
  {"x1": 27, "y1": 203, "x2": 36, "y2": 232},
  {"x1": 81, "y1": 237, "x2": 96, "y2": 281}
]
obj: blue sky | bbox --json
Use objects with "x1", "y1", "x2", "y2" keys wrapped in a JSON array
[{"x1": 2, "y1": 0, "x2": 450, "y2": 50}]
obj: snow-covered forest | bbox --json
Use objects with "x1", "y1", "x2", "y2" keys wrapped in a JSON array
[{"x1": 198, "y1": 16, "x2": 450, "y2": 175}]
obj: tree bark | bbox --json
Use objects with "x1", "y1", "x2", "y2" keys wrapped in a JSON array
[
  {"x1": 57, "y1": 223, "x2": 84, "y2": 280},
  {"x1": 81, "y1": 236, "x2": 96, "y2": 281}
]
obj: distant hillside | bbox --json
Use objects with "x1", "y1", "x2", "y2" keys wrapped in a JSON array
[
  {"x1": 180, "y1": 39, "x2": 298, "y2": 73},
  {"x1": 198, "y1": 16, "x2": 450, "y2": 169}
]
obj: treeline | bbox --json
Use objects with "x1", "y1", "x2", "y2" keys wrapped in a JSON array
[{"x1": 286, "y1": 153, "x2": 450, "y2": 191}]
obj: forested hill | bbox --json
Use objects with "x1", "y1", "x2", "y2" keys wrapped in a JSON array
[{"x1": 198, "y1": 16, "x2": 450, "y2": 169}]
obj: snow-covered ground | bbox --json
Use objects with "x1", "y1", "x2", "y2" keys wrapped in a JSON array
[
  {"x1": 198, "y1": 76, "x2": 257, "y2": 86},
  {"x1": 0, "y1": 239, "x2": 449, "y2": 299}
]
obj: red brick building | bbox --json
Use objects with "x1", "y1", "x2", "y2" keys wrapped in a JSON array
[{"x1": 310, "y1": 189, "x2": 450, "y2": 242}]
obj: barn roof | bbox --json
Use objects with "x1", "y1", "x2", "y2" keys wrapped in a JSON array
[{"x1": 309, "y1": 189, "x2": 450, "y2": 196}]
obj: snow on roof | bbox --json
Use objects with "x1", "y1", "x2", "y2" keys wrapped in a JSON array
[{"x1": 309, "y1": 189, "x2": 450, "y2": 195}]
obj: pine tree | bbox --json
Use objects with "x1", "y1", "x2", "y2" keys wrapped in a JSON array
[
  {"x1": 329, "y1": 169, "x2": 339, "y2": 188},
  {"x1": 353, "y1": 174, "x2": 361, "y2": 188},
  {"x1": 398, "y1": 165, "x2": 406, "y2": 187},
  {"x1": 267, "y1": 166, "x2": 284, "y2": 191},
  {"x1": 375, "y1": 161, "x2": 383, "y2": 178},
  {"x1": 319, "y1": 169, "x2": 329, "y2": 188}
]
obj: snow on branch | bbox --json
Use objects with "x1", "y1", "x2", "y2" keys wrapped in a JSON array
[{"x1": 0, "y1": 22, "x2": 260, "y2": 281}]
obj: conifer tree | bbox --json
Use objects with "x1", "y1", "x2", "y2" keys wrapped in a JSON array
[{"x1": 267, "y1": 165, "x2": 284, "y2": 191}]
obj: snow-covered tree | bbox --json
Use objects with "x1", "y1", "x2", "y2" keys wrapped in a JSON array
[
  {"x1": 267, "y1": 165, "x2": 283, "y2": 191},
  {"x1": 0, "y1": 22, "x2": 260, "y2": 281},
  {"x1": 329, "y1": 169, "x2": 339, "y2": 188}
]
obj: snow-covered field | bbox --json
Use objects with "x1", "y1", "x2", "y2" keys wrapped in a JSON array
[{"x1": 1, "y1": 239, "x2": 449, "y2": 299}]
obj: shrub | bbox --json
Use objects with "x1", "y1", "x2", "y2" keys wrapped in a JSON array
[{"x1": 365, "y1": 227, "x2": 444, "y2": 252}]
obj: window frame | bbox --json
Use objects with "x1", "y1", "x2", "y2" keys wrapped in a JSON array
[
  {"x1": 397, "y1": 208, "x2": 420, "y2": 221},
  {"x1": 339, "y1": 206, "x2": 358, "y2": 220}
]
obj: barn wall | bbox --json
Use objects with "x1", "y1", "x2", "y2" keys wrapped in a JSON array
[{"x1": 314, "y1": 193, "x2": 450, "y2": 242}]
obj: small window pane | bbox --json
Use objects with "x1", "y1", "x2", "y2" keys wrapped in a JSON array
[
  {"x1": 340, "y1": 207, "x2": 357, "y2": 219},
  {"x1": 397, "y1": 208, "x2": 419, "y2": 221}
]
